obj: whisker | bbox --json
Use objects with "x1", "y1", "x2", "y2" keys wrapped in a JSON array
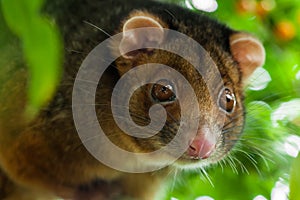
[
  {"x1": 232, "y1": 156, "x2": 249, "y2": 174},
  {"x1": 198, "y1": 167, "x2": 214, "y2": 187},
  {"x1": 164, "y1": 9, "x2": 178, "y2": 22},
  {"x1": 226, "y1": 155, "x2": 238, "y2": 174},
  {"x1": 83, "y1": 20, "x2": 113, "y2": 38}
]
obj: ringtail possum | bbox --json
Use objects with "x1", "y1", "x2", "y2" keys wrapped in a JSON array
[{"x1": 0, "y1": 0, "x2": 265, "y2": 199}]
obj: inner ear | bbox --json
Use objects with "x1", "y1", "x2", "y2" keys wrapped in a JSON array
[
  {"x1": 119, "y1": 12, "x2": 166, "y2": 58},
  {"x1": 230, "y1": 32, "x2": 266, "y2": 81}
]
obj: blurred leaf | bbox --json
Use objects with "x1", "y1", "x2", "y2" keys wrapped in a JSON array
[
  {"x1": 1, "y1": 0, "x2": 62, "y2": 117},
  {"x1": 290, "y1": 153, "x2": 300, "y2": 200}
]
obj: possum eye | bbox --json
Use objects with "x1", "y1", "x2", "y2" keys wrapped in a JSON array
[
  {"x1": 218, "y1": 87, "x2": 236, "y2": 113},
  {"x1": 151, "y1": 79, "x2": 176, "y2": 103}
]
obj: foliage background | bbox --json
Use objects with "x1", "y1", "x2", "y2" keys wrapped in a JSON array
[{"x1": 1, "y1": 0, "x2": 300, "y2": 200}]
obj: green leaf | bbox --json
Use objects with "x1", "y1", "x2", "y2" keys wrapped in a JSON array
[
  {"x1": 290, "y1": 153, "x2": 300, "y2": 200},
  {"x1": 1, "y1": 0, "x2": 62, "y2": 117}
]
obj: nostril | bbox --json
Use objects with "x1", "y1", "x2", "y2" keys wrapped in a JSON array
[
  {"x1": 188, "y1": 141, "x2": 202, "y2": 158},
  {"x1": 187, "y1": 137, "x2": 214, "y2": 159},
  {"x1": 188, "y1": 144, "x2": 198, "y2": 158},
  {"x1": 189, "y1": 144, "x2": 197, "y2": 152}
]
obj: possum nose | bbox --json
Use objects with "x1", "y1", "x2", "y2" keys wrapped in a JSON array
[{"x1": 188, "y1": 135, "x2": 215, "y2": 159}]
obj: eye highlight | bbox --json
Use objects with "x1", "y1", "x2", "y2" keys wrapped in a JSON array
[
  {"x1": 218, "y1": 87, "x2": 236, "y2": 113},
  {"x1": 151, "y1": 79, "x2": 176, "y2": 103}
]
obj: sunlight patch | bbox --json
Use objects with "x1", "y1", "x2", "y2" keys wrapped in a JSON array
[
  {"x1": 271, "y1": 179, "x2": 289, "y2": 200},
  {"x1": 248, "y1": 67, "x2": 272, "y2": 91},
  {"x1": 185, "y1": 0, "x2": 193, "y2": 9},
  {"x1": 253, "y1": 195, "x2": 267, "y2": 200},
  {"x1": 195, "y1": 196, "x2": 214, "y2": 200},
  {"x1": 185, "y1": 0, "x2": 218, "y2": 12},
  {"x1": 284, "y1": 135, "x2": 300, "y2": 157},
  {"x1": 271, "y1": 99, "x2": 300, "y2": 127},
  {"x1": 296, "y1": 70, "x2": 300, "y2": 80}
]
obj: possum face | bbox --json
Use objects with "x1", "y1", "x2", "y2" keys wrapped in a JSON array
[{"x1": 103, "y1": 11, "x2": 266, "y2": 169}]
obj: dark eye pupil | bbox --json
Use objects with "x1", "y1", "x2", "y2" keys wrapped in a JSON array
[
  {"x1": 219, "y1": 88, "x2": 236, "y2": 113},
  {"x1": 151, "y1": 80, "x2": 176, "y2": 103},
  {"x1": 161, "y1": 86, "x2": 168, "y2": 93},
  {"x1": 226, "y1": 95, "x2": 232, "y2": 102}
]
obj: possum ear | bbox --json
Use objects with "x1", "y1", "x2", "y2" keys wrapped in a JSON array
[
  {"x1": 119, "y1": 12, "x2": 165, "y2": 58},
  {"x1": 230, "y1": 32, "x2": 266, "y2": 81}
]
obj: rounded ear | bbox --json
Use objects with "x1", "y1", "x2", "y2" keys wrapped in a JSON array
[
  {"x1": 119, "y1": 12, "x2": 165, "y2": 58},
  {"x1": 230, "y1": 32, "x2": 266, "y2": 81}
]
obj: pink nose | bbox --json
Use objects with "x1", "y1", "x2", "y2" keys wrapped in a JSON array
[{"x1": 188, "y1": 136, "x2": 215, "y2": 159}]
